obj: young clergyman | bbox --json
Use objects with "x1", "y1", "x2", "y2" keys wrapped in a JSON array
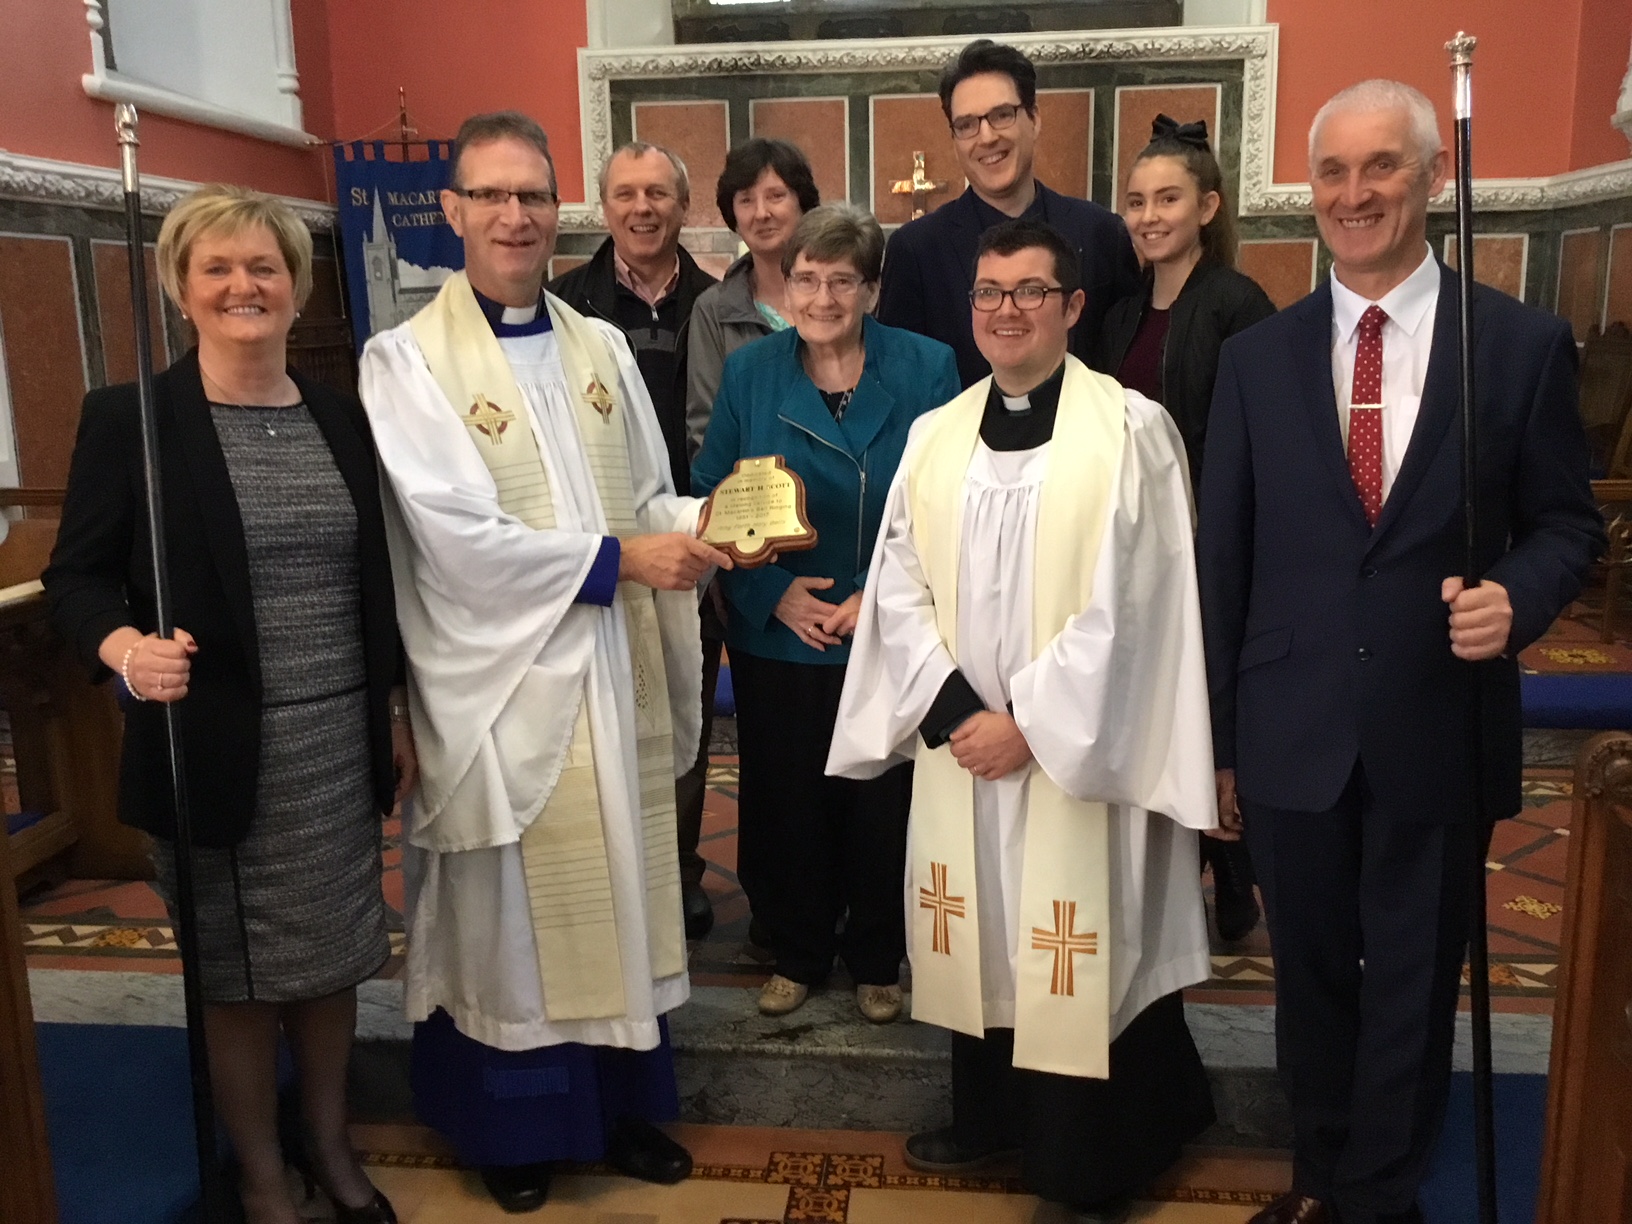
[{"x1": 829, "y1": 219, "x2": 1217, "y2": 1223}]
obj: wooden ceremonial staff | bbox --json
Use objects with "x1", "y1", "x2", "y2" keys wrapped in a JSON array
[
  {"x1": 113, "y1": 104, "x2": 229, "y2": 1221},
  {"x1": 1445, "y1": 33, "x2": 1499, "y2": 1224}
]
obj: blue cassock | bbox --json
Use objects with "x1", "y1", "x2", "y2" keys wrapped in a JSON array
[{"x1": 406, "y1": 288, "x2": 679, "y2": 1168}]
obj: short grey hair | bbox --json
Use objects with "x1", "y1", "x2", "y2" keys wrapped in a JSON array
[
  {"x1": 451, "y1": 111, "x2": 557, "y2": 194},
  {"x1": 1308, "y1": 79, "x2": 1444, "y2": 172},
  {"x1": 598, "y1": 141, "x2": 691, "y2": 208},
  {"x1": 780, "y1": 203, "x2": 885, "y2": 282}
]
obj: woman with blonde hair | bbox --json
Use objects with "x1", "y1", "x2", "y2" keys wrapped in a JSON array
[{"x1": 44, "y1": 184, "x2": 415, "y2": 1224}]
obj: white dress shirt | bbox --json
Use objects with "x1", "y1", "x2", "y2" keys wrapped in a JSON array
[{"x1": 1330, "y1": 246, "x2": 1440, "y2": 497}]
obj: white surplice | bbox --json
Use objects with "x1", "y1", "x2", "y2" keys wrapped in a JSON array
[
  {"x1": 359, "y1": 317, "x2": 700, "y2": 1052},
  {"x1": 827, "y1": 389, "x2": 1216, "y2": 1040}
]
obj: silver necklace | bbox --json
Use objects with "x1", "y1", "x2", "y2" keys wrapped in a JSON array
[{"x1": 202, "y1": 370, "x2": 298, "y2": 436}]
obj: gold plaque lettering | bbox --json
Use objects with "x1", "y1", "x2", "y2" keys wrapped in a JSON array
[{"x1": 698, "y1": 455, "x2": 818, "y2": 569}]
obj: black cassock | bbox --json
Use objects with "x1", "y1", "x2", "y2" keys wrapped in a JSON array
[{"x1": 921, "y1": 366, "x2": 1217, "y2": 1209}]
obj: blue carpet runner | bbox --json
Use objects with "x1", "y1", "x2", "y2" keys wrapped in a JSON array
[{"x1": 34, "y1": 1022, "x2": 1548, "y2": 1223}]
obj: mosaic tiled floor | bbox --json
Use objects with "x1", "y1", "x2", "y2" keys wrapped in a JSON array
[
  {"x1": 18, "y1": 735, "x2": 1569, "y2": 1015},
  {"x1": 323, "y1": 1122, "x2": 1290, "y2": 1223},
  {"x1": 1519, "y1": 591, "x2": 1632, "y2": 674}
]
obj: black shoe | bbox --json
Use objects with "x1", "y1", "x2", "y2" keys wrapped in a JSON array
[
  {"x1": 903, "y1": 1126, "x2": 1019, "y2": 1173},
  {"x1": 480, "y1": 1163, "x2": 553, "y2": 1213},
  {"x1": 332, "y1": 1190, "x2": 398, "y2": 1223},
  {"x1": 683, "y1": 879, "x2": 715, "y2": 940},
  {"x1": 606, "y1": 1116, "x2": 693, "y2": 1184},
  {"x1": 273, "y1": 1083, "x2": 397, "y2": 1222},
  {"x1": 1209, "y1": 838, "x2": 1261, "y2": 942}
]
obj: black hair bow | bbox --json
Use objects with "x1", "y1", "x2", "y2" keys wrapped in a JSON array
[{"x1": 1151, "y1": 114, "x2": 1211, "y2": 152}]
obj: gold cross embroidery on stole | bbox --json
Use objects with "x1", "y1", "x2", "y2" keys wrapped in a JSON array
[
  {"x1": 465, "y1": 393, "x2": 515, "y2": 444},
  {"x1": 583, "y1": 377, "x2": 615, "y2": 421},
  {"x1": 919, "y1": 861, "x2": 966, "y2": 955},
  {"x1": 1031, "y1": 899, "x2": 1098, "y2": 997}
]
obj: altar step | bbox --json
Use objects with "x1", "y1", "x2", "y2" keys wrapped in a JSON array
[
  {"x1": 336, "y1": 983, "x2": 1552, "y2": 1150},
  {"x1": 25, "y1": 969, "x2": 1552, "y2": 1150}
]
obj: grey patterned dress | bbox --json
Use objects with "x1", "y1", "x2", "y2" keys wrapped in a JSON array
[{"x1": 152, "y1": 403, "x2": 389, "y2": 1003}]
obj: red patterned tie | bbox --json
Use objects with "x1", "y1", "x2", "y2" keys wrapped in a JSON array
[{"x1": 1348, "y1": 304, "x2": 1387, "y2": 525}]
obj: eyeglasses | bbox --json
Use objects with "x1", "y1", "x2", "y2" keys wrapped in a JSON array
[
  {"x1": 950, "y1": 103, "x2": 1023, "y2": 141},
  {"x1": 452, "y1": 186, "x2": 559, "y2": 211},
  {"x1": 970, "y1": 285, "x2": 1066, "y2": 312},
  {"x1": 788, "y1": 271, "x2": 867, "y2": 298}
]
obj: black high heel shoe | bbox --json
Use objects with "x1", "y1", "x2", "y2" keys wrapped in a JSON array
[{"x1": 275, "y1": 1084, "x2": 398, "y2": 1223}]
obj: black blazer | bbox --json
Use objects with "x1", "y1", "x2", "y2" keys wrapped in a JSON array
[
  {"x1": 43, "y1": 349, "x2": 401, "y2": 846},
  {"x1": 1097, "y1": 258, "x2": 1277, "y2": 481},
  {"x1": 1196, "y1": 266, "x2": 1604, "y2": 825},
  {"x1": 876, "y1": 183, "x2": 1141, "y2": 388}
]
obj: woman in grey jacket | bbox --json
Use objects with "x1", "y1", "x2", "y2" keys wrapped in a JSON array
[{"x1": 685, "y1": 138, "x2": 820, "y2": 456}]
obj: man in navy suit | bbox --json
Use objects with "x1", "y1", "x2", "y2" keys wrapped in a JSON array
[
  {"x1": 876, "y1": 39, "x2": 1140, "y2": 387},
  {"x1": 1197, "y1": 81, "x2": 1602, "y2": 1224}
]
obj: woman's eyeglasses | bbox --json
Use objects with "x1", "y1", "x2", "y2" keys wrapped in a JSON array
[{"x1": 788, "y1": 272, "x2": 866, "y2": 299}]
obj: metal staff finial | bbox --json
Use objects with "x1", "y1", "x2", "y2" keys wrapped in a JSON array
[
  {"x1": 114, "y1": 103, "x2": 139, "y2": 193},
  {"x1": 1447, "y1": 32, "x2": 1478, "y2": 120}
]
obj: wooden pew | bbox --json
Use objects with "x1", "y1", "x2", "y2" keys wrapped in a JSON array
[
  {"x1": 1538, "y1": 732, "x2": 1632, "y2": 1221},
  {"x1": 0, "y1": 802, "x2": 57, "y2": 1223},
  {"x1": 0, "y1": 492, "x2": 147, "y2": 885}
]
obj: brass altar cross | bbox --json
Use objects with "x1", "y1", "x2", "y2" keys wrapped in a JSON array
[
  {"x1": 890, "y1": 150, "x2": 949, "y2": 220},
  {"x1": 1031, "y1": 900, "x2": 1098, "y2": 997},
  {"x1": 919, "y1": 861, "x2": 966, "y2": 956},
  {"x1": 465, "y1": 393, "x2": 516, "y2": 444}
]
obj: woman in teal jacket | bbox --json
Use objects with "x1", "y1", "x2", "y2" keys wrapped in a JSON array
[{"x1": 694, "y1": 203, "x2": 960, "y2": 1024}]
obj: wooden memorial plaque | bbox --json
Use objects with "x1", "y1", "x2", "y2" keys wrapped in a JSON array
[{"x1": 698, "y1": 455, "x2": 818, "y2": 569}]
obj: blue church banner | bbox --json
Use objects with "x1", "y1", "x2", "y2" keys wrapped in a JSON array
[{"x1": 333, "y1": 141, "x2": 463, "y2": 353}]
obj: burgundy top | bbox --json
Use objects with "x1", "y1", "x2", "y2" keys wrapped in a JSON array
[{"x1": 1116, "y1": 305, "x2": 1170, "y2": 404}]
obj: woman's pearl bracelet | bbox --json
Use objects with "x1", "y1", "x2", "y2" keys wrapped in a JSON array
[{"x1": 121, "y1": 640, "x2": 149, "y2": 701}]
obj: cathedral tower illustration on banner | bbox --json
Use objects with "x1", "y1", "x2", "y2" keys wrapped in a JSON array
[{"x1": 361, "y1": 188, "x2": 447, "y2": 335}]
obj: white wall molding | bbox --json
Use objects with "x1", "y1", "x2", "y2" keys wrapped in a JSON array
[
  {"x1": 81, "y1": 71, "x2": 319, "y2": 149},
  {"x1": 83, "y1": 0, "x2": 316, "y2": 148},
  {"x1": 0, "y1": 148, "x2": 335, "y2": 231},
  {"x1": 579, "y1": 26, "x2": 1632, "y2": 218}
]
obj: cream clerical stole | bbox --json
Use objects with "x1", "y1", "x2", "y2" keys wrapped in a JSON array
[
  {"x1": 406, "y1": 272, "x2": 685, "y2": 1022},
  {"x1": 905, "y1": 356, "x2": 1124, "y2": 1079}
]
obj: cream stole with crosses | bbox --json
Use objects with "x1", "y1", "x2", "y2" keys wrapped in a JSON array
[
  {"x1": 408, "y1": 272, "x2": 685, "y2": 1022},
  {"x1": 905, "y1": 356, "x2": 1123, "y2": 1079}
]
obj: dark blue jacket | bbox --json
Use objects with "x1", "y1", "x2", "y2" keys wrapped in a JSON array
[
  {"x1": 1197, "y1": 265, "x2": 1604, "y2": 824},
  {"x1": 692, "y1": 316, "x2": 960, "y2": 665},
  {"x1": 876, "y1": 182, "x2": 1140, "y2": 388}
]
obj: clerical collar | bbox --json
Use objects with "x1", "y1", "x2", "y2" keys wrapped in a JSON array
[
  {"x1": 473, "y1": 285, "x2": 553, "y2": 337},
  {"x1": 989, "y1": 362, "x2": 1064, "y2": 415},
  {"x1": 981, "y1": 361, "x2": 1065, "y2": 451}
]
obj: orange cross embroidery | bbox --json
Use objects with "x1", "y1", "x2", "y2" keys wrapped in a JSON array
[
  {"x1": 918, "y1": 861, "x2": 966, "y2": 956},
  {"x1": 1031, "y1": 900, "x2": 1098, "y2": 997}
]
